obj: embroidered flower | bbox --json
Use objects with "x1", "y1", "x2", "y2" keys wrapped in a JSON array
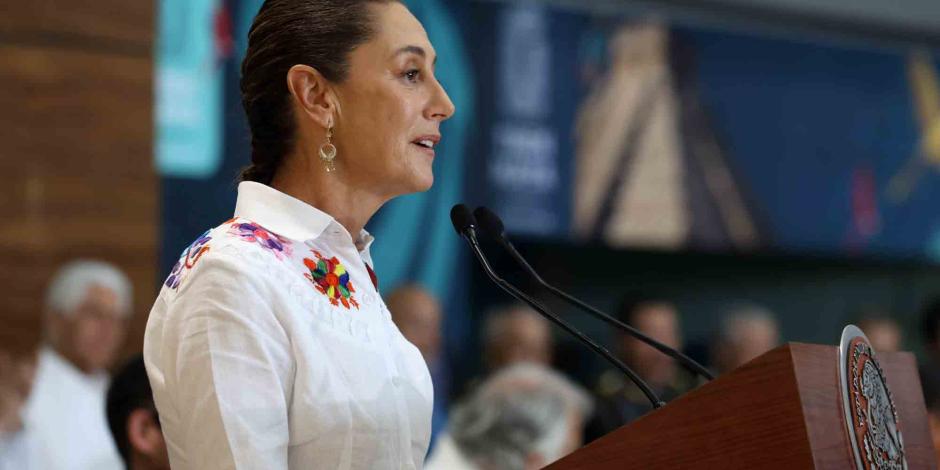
[
  {"x1": 228, "y1": 220, "x2": 292, "y2": 258},
  {"x1": 303, "y1": 250, "x2": 359, "y2": 309},
  {"x1": 165, "y1": 230, "x2": 212, "y2": 290}
]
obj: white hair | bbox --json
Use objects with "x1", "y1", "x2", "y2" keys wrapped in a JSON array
[
  {"x1": 450, "y1": 363, "x2": 593, "y2": 470},
  {"x1": 45, "y1": 260, "x2": 132, "y2": 317}
]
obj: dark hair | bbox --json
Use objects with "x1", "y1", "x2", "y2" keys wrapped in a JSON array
[
  {"x1": 921, "y1": 297, "x2": 940, "y2": 346},
  {"x1": 239, "y1": 0, "x2": 400, "y2": 184},
  {"x1": 106, "y1": 355, "x2": 155, "y2": 467}
]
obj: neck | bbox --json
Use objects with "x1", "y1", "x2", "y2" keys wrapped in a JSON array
[
  {"x1": 271, "y1": 147, "x2": 386, "y2": 246},
  {"x1": 49, "y1": 342, "x2": 94, "y2": 376},
  {"x1": 130, "y1": 453, "x2": 162, "y2": 470}
]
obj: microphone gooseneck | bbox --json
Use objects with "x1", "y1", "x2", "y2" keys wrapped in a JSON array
[
  {"x1": 450, "y1": 204, "x2": 665, "y2": 409},
  {"x1": 473, "y1": 206, "x2": 715, "y2": 381}
]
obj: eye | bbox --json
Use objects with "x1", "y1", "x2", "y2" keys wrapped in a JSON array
[{"x1": 403, "y1": 69, "x2": 420, "y2": 83}]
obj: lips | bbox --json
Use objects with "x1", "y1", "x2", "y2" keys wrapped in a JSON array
[{"x1": 411, "y1": 134, "x2": 441, "y2": 151}]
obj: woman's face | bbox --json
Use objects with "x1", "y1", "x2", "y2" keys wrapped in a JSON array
[{"x1": 331, "y1": 2, "x2": 455, "y2": 197}]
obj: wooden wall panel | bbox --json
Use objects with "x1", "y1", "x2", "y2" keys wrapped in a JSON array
[
  {"x1": 0, "y1": 0, "x2": 152, "y2": 47},
  {"x1": 0, "y1": 4, "x2": 155, "y2": 361}
]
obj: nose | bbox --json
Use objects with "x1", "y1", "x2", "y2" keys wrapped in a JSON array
[{"x1": 426, "y1": 77, "x2": 456, "y2": 122}]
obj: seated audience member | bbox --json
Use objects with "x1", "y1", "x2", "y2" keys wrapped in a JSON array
[
  {"x1": 484, "y1": 304, "x2": 553, "y2": 372},
  {"x1": 0, "y1": 351, "x2": 37, "y2": 470},
  {"x1": 425, "y1": 363, "x2": 591, "y2": 470},
  {"x1": 386, "y1": 284, "x2": 448, "y2": 448},
  {"x1": 386, "y1": 284, "x2": 443, "y2": 364},
  {"x1": 855, "y1": 310, "x2": 903, "y2": 352},
  {"x1": 24, "y1": 260, "x2": 131, "y2": 469},
  {"x1": 711, "y1": 303, "x2": 780, "y2": 374},
  {"x1": 106, "y1": 356, "x2": 169, "y2": 470},
  {"x1": 587, "y1": 295, "x2": 686, "y2": 441},
  {"x1": 918, "y1": 298, "x2": 940, "y2": 463}
]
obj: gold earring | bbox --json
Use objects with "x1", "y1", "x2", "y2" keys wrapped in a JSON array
[{"x1": 319, "y1": 124, "x2": 337, "y2": 173}]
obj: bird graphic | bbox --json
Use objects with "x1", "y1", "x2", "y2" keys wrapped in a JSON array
[{"x1": 886, "y1": 50, "x2": 940, "y2": 203}]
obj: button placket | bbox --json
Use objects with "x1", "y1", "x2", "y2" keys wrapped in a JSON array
[{"x1": 377, "y1": 313, "x2": 413, "y2": 465}]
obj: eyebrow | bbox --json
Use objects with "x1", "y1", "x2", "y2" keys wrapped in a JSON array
[{"x1": 393, "y1": 45, "x2": 437, "y2": 66}]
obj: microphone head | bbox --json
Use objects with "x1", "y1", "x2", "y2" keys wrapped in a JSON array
[
  {"x1": 450, "y1": 204, "x2": 477, "y2": 235},
  {"x1": 473, "y1": 206, "x2": 506, "y2": 239}
]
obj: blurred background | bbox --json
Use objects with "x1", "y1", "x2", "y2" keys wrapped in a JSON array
[{"x1": 4, "y1": 0, "x2": 940, "y2": 468}]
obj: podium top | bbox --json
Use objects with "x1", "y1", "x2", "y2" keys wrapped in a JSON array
[{"x1": 548, "y1": 343, "x2": 937, "y2": 469}]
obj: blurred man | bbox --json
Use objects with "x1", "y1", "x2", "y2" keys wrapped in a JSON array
[
  {"x1": 918, "y1": 298, "x2": 940, "y2": 462},
  {"x1": 483, "y1": 304, "x2": 553, "y2": 372},
  {"x1": 24, "y1": 260, "x2": 132, "y2": 470},
  {"x1": 386, "y1": 284, "x2": 448, "y2": 448},
  {"x1": 586, "y1": 295, "x2": 685, "y2": 441},
  {"x1": 425, "y1": 363, "x2": 592, "y2": 470},
  {"x1": 387, "y1": 284, "x2": 443, "y2": 364},
  {"x1": 856, "y1": 311, "x2": 903, "y2": 352},
  {"x1": 711, "y1": 303, "x2": 781, "y2": 374},
  {"x1": 0, "y1": 351, "x2": 37, "y2": 470},
  {"x1": 106, "y1": 356, "x2": 169, "y2": 470}
]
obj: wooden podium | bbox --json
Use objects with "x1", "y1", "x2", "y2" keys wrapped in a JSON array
[{"x1": 549, "y1": 343, "x2": 937, "y2": 469}]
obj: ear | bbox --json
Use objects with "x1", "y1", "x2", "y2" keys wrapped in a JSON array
[
  {"x1": 127, "y1": 409, "x2": 164, "y2": 457},
  {"x1": 286, "y1": 64, "x2": 335, "y2": 129}
]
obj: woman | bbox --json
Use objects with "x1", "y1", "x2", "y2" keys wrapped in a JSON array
[{"x1": 143, "y1": 1, "x2": 455, "y2": 468}]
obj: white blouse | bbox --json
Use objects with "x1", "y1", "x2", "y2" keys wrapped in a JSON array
[{"x1": 144, "y1": 182, "x2": 433, "y2": 470}]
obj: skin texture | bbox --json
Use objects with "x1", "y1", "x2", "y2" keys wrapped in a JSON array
[
  {"x1": 47, "y1": 285, "x2": 128, "y2": 374},
  {"x1": 385, "y1": 284, "x2": 442, "y2": 363},
  {"x1": 486, "y1": 308, "x2": 553, "y2": 372},
  {"x1": 127, "y1": 409, "x2": 170, "y2": 470},
  {"x1": 857, "y1": 318, "x2": 902, "y2": 353},
  {"x1": 272, "y1": 2, "x2": 455, "y2": 244},
  {"x1": 620, "y1": 302, "x2": 681, "y2": 389}
]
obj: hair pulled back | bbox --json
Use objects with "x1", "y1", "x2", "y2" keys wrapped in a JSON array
[{"x1": 239, "y1": 0, "x2": 398, "y2": 184}]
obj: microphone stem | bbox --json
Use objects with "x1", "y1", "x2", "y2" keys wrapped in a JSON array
[
  {"x1": 464, "y1": 231, "x2": 665, "y2": 409},
  {"x1": 499, "y1": 238, "x2": 715, "y2": 381}
]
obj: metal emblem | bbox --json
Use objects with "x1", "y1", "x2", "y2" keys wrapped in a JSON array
[{"x1": 839, "y1": 325, "x2": 908, "y2": 470}]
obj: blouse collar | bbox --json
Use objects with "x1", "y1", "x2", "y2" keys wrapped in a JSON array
[{"x1": 234, "y1": 182, "x2": 375, "y2": 252}]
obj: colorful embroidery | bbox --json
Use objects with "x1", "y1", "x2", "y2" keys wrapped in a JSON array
[
  {"x1": 165, "y1": 230, "x2": 212, "y2": 290},
  {"x1": 303, "y1": 250, "x2": 359, "y2": 309},
  {"x1": 228, "y1": 219, "x2": 292, "y2": 259}
]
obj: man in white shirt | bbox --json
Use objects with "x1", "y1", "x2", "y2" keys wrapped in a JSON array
[{"x1": 23, "y1": 260, "x2": 132, "y2": 470}]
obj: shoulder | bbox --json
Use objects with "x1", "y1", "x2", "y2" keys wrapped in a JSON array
[
  {"x1": 161, "y1": 217, "x2": 298, "y2": 294},
  {"x1": 149, "y1": 227, "x2": 299, "y2": 345},
  {"x1": 23, "y1": 351, "x2": 70, "y2": 425}
]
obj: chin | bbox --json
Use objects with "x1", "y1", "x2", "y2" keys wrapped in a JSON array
[
  {"x1": 420, "y1": 171, "x2": 435, "y2": 190},
  {"x1": 87, "y1": 351, "x2": 118, "y2": 370},
  {"x1": 410, "y1": 174, "x2": 434, "y2": 193},
  {"x1": 406, "y1": 165, "x2": 435, "y2": 193}
]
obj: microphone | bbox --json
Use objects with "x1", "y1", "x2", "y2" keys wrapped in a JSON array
[
  {"x1": 472, "y1": 206, "x2": 715, "y2": 381},
  {"x1": 449, "y1": 204, "x2": 665, "y2": 409}
]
